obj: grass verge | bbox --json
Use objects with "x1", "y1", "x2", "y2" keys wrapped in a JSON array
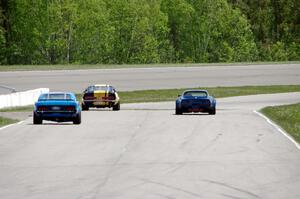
[
  {"x1": 76, "y1": 85, "x2": 300, "y2": 104},
  {"x1": 261, "y1": 103, "x2": 300, "y2": 143},
  {"x1": 0, "y1": 116, "x2": 19, "y2": 127},
  {"x1": 0, "y1": 105, "x2": 33, "y2": 112},
  {"x1": 0, "y1": 62, "x2": 299, "y2": 71}
]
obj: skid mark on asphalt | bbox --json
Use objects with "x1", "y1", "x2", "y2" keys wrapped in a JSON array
[
  {"x1": 90, "y1": 112, "x2": 150, "y2": 199},
  {"x1": 180, "y1": 119, "x2": 222, "y2": 150},
  {"x1": 165, "y1": 164, "x2": 186, "y2": 175},
  {"x1": 138, "y1": 178, "x2": 203, "y2": 198},
  {"x1": 221, "y1": 146, "x2": 249, "y2": 155},
  {"x1": 180, "y1": 119, "x2": 203, "y2": 148},
  {"x1": 194, "y1": 133, "x2": 223, "y2": 154},
  {"x1": 256, "y1": 134, "x2": 264, "y2": 143},
  {"x1": 153, "y1": 193, "x2": 177, "y2": 199},
  {"x1": 220, "y1": 193, "x2": 244, "y2": 199},
  {"x1": 202, "y1": 179, "x2": 261, "y2": 199}
]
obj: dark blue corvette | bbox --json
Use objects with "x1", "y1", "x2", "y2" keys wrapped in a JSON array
[
  {"x1": 33, "y1": 92, "x2": 81, "y2": 124},
  {"x1": 175, "y1": 90, "x2": 216, "y2": 115}
]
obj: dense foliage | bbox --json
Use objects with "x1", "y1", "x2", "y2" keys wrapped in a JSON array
[
  {"x1": 0, "y1": 0, "x2": 299, "y2": 64},
  {"x1": 229, "y1": 0, "x2": 300, "y2": 61}
]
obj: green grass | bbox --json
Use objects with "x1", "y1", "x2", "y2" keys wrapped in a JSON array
[
  {"x1": 261, "y1": 103, "x2": 300, "y2": 143},
  {"x1": 0, "y1": 116, "x2": 19, "y2": 127},
  {"x1": 0, "y1": 105, "x2": 33, "y2": 112},
  {"x1": 76, "y1": 85, "x2": 300, "y2": 104},
  {"x1": 0, "y1": 61, "x2": 299, "y2": 71}
]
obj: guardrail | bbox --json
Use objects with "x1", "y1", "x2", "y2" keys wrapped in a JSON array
[{"x1": 0, "y1": 88, "x2": 49, "y2": 109}]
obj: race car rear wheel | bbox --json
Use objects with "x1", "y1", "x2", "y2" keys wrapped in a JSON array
[
  {"x1": 175, "y1": 106, "x2": 183, "y2": 115},
  {"x1": 113, "y1": 102, "x2": 120, "y2": 111},
  {"x1": 81, "y1": 103, "x2": 89, "y2": 111},
  {"x1": 209, "y1": 107, "x2": 216, "y2": 115},
  {"x1": 33, "y1": 112, "x2": 42, "y2": 124},
  {"x1": 73, "y1": 113, "x2": 81, "y2": 124}
]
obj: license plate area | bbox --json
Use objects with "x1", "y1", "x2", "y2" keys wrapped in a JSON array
[
  {"x1": 51, "y1": 106, "x2": 61, "y2": 111},
  {"x1": 94, "y1": 101, "x2": 104, "y2": 105},
  {"x1": 188, "y1": 108, "x2": 204, "y2": 112}
]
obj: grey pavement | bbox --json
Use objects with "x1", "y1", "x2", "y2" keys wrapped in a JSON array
[
  {"x1": 0, "y1": 93, "x2": 300, "y2": 199},
  {"x1": 0, "y1": 64, "x2": 300, "y2": 94},
  {"x1": 0, "y1": 112, "x2": 31, "y2": 121}
]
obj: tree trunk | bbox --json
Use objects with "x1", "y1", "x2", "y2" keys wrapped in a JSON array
[{"x1": 67, "y1": 23, "x2": 72, "y2": 64}]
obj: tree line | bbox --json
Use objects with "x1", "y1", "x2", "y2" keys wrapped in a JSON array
[{"x1": 0, "y1": 0, "x2": 299, "y2": 65}]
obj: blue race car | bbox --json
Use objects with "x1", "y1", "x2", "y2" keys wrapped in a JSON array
[
  {"x1": 33, "y1": 92, "x2": 81, "y2": 124},
  {"x1": 175, "y1": 90, "x2": 216, "y2": 115}
]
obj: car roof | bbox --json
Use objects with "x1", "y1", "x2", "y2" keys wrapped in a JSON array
[
  {"x1": 93, "y1": 84, "x2": 110, "y2": 87},
  {"x1": 40, "y1": 92, "x2": 76, "y2": 98},
  {"x1": 183, "y1": 90, "x2": 208, "y2": 93},
  {"x1": 45, "y1": 92, "x2": 74, "y2": 95}
]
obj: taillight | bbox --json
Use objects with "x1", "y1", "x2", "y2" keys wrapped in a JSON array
[
  {"x1": 38, "y1": 106, "x2": 47, "y2": 111},
  {"x1": 84, "y1": 96, "x2": 96, "y2": 100},
  {"x1": 103, "y1": 94, "x2": 115, "y2": 100},
  {"x1": 66, "y1": 106, "x2": 75, "y2": 111},
  {"x1": 102, "y1": 96, "x2": 115, "y2": 100}
]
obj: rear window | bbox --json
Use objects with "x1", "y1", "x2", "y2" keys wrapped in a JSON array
[
  {"x1": 183, "y1": 91, "x2": 208, "y2": 97},
  {"x1": 87, "y1": 86, "x2": 108, "y2": 92},
  {"x1": 38, "y1": 93, "x2": 74, "y2": 101}
]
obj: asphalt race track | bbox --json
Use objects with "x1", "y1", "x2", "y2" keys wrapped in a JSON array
[
  {"x1": 0, "y1": 93, "x2": 300, "y2": 199},
  {"x1": 1, "y1": 64, "x2": 300, "y2": 94}
]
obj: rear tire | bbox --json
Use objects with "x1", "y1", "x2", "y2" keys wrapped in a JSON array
[
  {"x1": 175, "y1": 105, "x2": 183, "y2": 115},
  {"x1": 209, "y1": 107, "x2": 216, "y2": 115},
  {"x1": 113, "y1": 102, "x2": 120, "y2": 111},
  {"x1": 33, "y1": 112, "x2": 42, "y2": 124},
  {"x1": 73, "y1": 113, "x2": 81, "y2": 124},
  {"x1": 81, "y1": 103, "x2": 89, "y2": 111}
]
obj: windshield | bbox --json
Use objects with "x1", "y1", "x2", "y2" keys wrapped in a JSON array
[
  {"x1": 38, "y1": 93, "x2": 74, "y2": 101},
  {"x1": 183, "y1": 91, "x2": 208, "y2": 97}
]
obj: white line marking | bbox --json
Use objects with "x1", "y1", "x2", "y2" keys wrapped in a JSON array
[
  {"x1": 0, "y1": 120, "x2": 25, "y2": 131},
  {"x1": 17, "y1": 120, "x2": 25, "y2": 125},
  {"x1": 254, "y1": 110, "x2": 300, "y2": 150}
]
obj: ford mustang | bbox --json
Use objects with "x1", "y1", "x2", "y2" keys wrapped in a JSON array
[
  {"x1": 33, "y1": 92, "x2": 81, "y2": 124},
  {"x1": 175, "y1": 90, "x2": 216, "y2": 115},
  {"x1": 81, "y1": 84, "x2": 120, "y2": 111}
]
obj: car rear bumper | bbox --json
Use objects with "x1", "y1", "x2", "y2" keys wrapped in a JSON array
[
  {"x1": 181, "y1": 105, "x2": 214, "y2": 113},
  {"x1": 35, "y1": 111, "x2": 79, "y2": 121},
  {"x1": 82, "y1": 100, "x2": 118, "y2": 107},
  {"x1": 83, "y1": 99, "x2": 118, "y2": 103}
]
